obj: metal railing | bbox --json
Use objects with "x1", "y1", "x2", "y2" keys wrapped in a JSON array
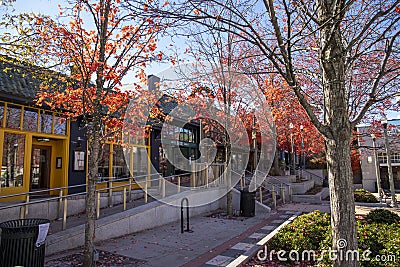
[
  {"x1": 0, "y1": 184, "x2": 87, "y2": 230},
  {"x1": 301, "y1": 169, "x2": 325, "y2": 185},
  {"x1": 0, "y1": 173, "x2": 175, "y2": 230},
  {"x1": 0, "y1": 169, "x2": 228, "y2": 231},
  {"x1": 237, "y1": 170, "x2": 292, "y2": 209}
]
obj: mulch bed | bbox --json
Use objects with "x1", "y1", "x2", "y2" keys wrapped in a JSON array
[{"x1": 45, "y1": 250, "x2": 146, "y2": 266}]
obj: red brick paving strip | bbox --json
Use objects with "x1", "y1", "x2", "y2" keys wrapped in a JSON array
[{"x1": 181, "y1": 212, "x2": 284, "y2": 267}]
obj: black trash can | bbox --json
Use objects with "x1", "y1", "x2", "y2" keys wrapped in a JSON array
[
  {"x1": 0, "y1": 218, "x2": 50, "y2": 267},
  {"x1": 240, "y1": 189, "x2": 256, "y2": 217}
]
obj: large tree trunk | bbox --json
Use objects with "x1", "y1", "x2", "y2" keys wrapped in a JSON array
[
  {"x1": 317, "y1": 1, "x2": 360, "y2": 266},
  {"x1": 83, "y1": 127, "x2": 100, "y2": 267},
  {"x1": 326, "y1": 133, "x2": 359, "y2": 267}
]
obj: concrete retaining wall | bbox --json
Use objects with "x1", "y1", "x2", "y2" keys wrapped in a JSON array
[
  {"x1": 46, "y1": 187, "x2": 224, "y2": 256},
  {"x1": 45, "y1": 186, "x2": 271, "y2": 256},
  {"x1": 292, "y1": 187, "x2": 330, "y2": 204},
  {"x1": 290, "y1": 180, "x2": 315, "y2": 194}
]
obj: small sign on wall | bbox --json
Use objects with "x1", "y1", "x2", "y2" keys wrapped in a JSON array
[
  {"x1": 56, "y1": 157, "x2": 62, "y2": 169},
  {"x1": 74, "y1": 151, "x2": 85, "y2": 171}
]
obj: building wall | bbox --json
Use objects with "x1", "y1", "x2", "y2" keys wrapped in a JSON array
[
  {"x1": 68, "y1": 120, "x2": 87, "y2": 194},
  {"x1": 357, "y1": 120, "x2": 400, "y2": 192}
]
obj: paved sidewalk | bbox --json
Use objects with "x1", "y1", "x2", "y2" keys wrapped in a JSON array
[
  {"x1": 45, "y1": 201, "x2": 400, "y2": 267},
  {"x1": 186, "y1": 210, "x2": 300, "y2": 267},
  {"x1": 45, "y1": 209, "x2": 273, "y2": 267}
]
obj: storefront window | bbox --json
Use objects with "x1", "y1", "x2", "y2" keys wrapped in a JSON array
[
  {"x1": 179, "y1": 128, "x2": 194, "y2": 143},
  {"x1": 112, "y1": 145, "x2": 130, "y2": 180},
  {"x1": 40, "y1": 111, "x2": 53, "y2": 134},
  {"x1": 23, "y1": 108, "x2": 38, "y2": 132},
  {"x1": 133, "y1": 147, "x2": 148, "y2": 176},
  {"x1": 98, "y1": 144, "x2": 110, "y2": 181},
  {"x1": 6, "y1": 105, "x2": 21, "y2": 129},
  {"x1": 1, "y1": 133, "x2": 25, "y2": 188},
  {"x1": 54, "y1": 115, "x2": 66, "y2": 135}
]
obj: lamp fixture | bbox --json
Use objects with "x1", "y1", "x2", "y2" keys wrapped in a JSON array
[{"x1": 37, "y1": 138, "x2": 50, "y2": 142}]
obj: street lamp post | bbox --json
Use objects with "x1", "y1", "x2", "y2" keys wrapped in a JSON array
[
  {"x1": 300, "y1": 125, "x2": 305, "y2": 179},
  {"x1": 289, "y1": 123, "x2": 295, "y2": 175},
  {"x1": 381, "y1": 118, "x2": 397, "y2": 207},
  {"x1": 371, "y1": 133, "x2": 382, "y2": 202}
]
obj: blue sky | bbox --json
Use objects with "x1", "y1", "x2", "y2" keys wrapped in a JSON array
[{"x1": 3, "y1": 1, "x2": 399, "y2": 119}]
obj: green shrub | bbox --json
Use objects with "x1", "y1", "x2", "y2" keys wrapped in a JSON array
[
  {"x1": 267, "y1": 210, "x2": 400, "y2": 267},
  {"x1": 357, "y1": 222, "x2": 400, "y2": 267},
  {"x1": 365, "y1": 209, "x2": 400, "y2": 224},
  {"x1": 268, "y1": 210, "x2": 331, "y2": 252},
  {"x1": 354, "y1": 189, "x2": 378, "y2": 203}
]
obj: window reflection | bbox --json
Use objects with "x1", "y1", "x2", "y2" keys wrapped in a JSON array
[
  {"x1": 6, "y1": 105, "x2": 21, "y2": 129},
  {"x1": 1, "y1": 133, "x2": 25, "y2": 188},
  {"x1": 113, "y1": 145, "x2": 130, "y2": 180},
  {"x1": 54, "y1": 115, "x2": 66, "y2": 135},
  {"x1": 23, "y1": 108, "x2": 38, "y2": 132},
  {"x1": 40, "y1": 111, "x2": 53, "y2": 134},
  {"x1": 133, "y1": 147, "x2": 148, "y2": 176},
  {"x1": 98, "y1": 144, "x2": 110, "y2": 181}
]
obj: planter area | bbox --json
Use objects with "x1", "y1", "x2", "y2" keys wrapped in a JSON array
[{"x1": 247, "y1": 210, "x2": 400, "y2": 267}]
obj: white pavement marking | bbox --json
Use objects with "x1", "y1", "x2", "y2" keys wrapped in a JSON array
[
  {"x1": 225, "y1": 255, "x2": 248, "y2": 267},
  {"x1": 206, "y1": 255, "x2": 235, "y2": 266},
  {"x1": 225, "y1": 213, "x2": 301, "y2": 267},
  {"x1": 231, "y1": 242, "x2": 254, "y2": 251}
]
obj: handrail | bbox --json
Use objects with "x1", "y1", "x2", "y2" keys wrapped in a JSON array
[
  {"x1": 163, "y1": 173, "x2": 191, "y2": 180},
  {"x1": 0, "y1": 191, "x2": 87, "y2": 211},
  {"x1": 0, "y1": 173, "x2": 168, "y2": 201},
  {"x1": 0, "y1": 171, "x2": 212, "y2": 232},
  {"x1": 268, "y1": 176, "x2": 291, "y2": 187},
  {"x1": 97, "y1": 173, "x2": 161, "y2": 183},
  {"x1": 301, "y1": 169, "x2": 324, "y2": 183},
  {"x1": 0, "y1": 183, "x2": 86, "y2": 200}
]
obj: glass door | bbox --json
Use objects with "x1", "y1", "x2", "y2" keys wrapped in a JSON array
[{"x1": 31, "y1": 145, "x2": 51, "y2": 191}]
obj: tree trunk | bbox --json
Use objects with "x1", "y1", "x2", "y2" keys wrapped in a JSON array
[
  {"x1": 83, "y1": 125, "x2": 100, "y2": 267},
  {"x1": 273, "y1": 149, "x2": 282, "y2": 175},
  {"x1": 316, "y1": 1, "x2": 360, "y2": 265},
  {"x1": 326, "y1": 134, "x2": 359, "y2": 267},
  {"x1": 226, "y1": 139, "x2": 233, "y2": 216}
]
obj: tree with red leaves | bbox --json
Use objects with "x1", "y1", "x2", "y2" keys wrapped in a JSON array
[{"x1": 1, "y1": 1, "x2": 162, "y2": 265}]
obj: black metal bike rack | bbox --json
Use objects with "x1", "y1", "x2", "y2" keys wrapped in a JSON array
[{"x1": 181, "y1": 197, "x2": 193, "y2": 233}]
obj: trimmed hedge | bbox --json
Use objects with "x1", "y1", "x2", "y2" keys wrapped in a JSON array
[
  {"x1": 354, "y1": 189, "x2": 378, "y2": 203},
  {"x1": 366, "y1": 209, "x2": 400, "y2": 224}
]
